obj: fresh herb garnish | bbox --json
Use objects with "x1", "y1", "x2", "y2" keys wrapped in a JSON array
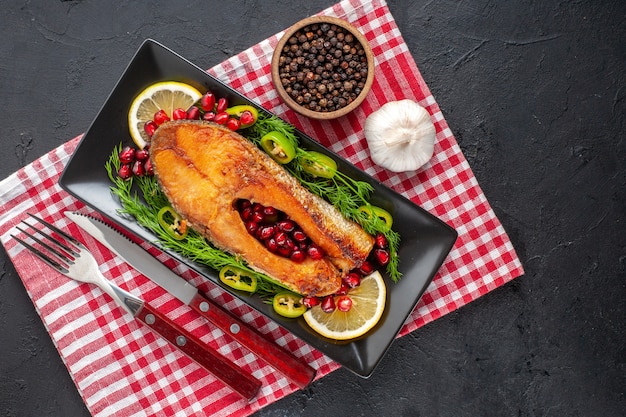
[{"x1": 106, "y1": 112, "x2": 401, "y2": 298}]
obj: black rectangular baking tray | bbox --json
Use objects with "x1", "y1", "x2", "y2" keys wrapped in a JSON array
[{"x1": 59, "y1": 39, "x2": 457, "y2": 377}]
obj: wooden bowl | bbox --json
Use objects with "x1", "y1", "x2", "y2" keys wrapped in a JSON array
[{"x1": 271, "y1": 16, "x2": 375, "y2": 120}]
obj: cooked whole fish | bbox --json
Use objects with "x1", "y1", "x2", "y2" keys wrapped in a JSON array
[{"x1": 150, "y1": 120, "x2": 374, "y2": 296}]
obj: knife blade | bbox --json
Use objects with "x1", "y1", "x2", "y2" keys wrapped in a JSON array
[{"x1": 65, "y1": 211, "x2": 316, "y2": 388}]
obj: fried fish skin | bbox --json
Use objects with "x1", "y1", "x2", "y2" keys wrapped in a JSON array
[{"x1": 150, "y1": 120, "x2": 374, "y2": 296}]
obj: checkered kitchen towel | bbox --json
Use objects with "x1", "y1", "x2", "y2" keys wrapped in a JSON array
[{"x1": 0, "y1": 0, "x2": 523, "y2": 415}]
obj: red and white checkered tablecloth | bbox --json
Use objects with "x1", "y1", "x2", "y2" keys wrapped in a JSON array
[{"x1": 0, "y1": 0, "x2": 524, "y2": 416}]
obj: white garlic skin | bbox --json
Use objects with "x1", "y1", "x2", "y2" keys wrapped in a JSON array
[{"x1": 364, "y1": 99, "x2": 436, "y2": 173}]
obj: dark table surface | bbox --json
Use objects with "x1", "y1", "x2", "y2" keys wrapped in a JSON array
[{"x1": 1, "y1": 1, "x2": 624, "y2": 416}]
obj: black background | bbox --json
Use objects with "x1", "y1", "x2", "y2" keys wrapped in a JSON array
[{"x1": 1, "y1": 1, "x2": 624, "y2": 416}]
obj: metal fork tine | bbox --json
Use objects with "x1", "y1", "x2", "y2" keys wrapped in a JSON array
[
  {"x1": 15, "y1": 224, "x2": 76, "y2": 263},
  {"x1": 25, "y1": 214, "x2": 81, "y2": 257},
  {"x1": 27, "y1": 213, "x2": 83, "y2": 248},
  {"x1": 11, "y1": 233, "x2": 69, "y2": 274}
]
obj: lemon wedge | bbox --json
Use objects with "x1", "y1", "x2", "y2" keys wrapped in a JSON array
[
  {"x1": 127, "y1": 81, "x2": 202, "y2": 149},
  {"x1": 303, "y1": 271, "x2": 386, "y2": 340}
]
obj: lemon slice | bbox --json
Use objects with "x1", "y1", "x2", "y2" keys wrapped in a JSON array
[
  {"x1": 127, "y1": 81, "x2": 202, "y2": 148},
  {"x1": 303, "y1": 271, "x2": 386, "y2": 340}
]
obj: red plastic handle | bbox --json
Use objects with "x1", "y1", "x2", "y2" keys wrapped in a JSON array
[
  {"x1": 189, "y1": 292, "x2": 316, "y2": 389},
  {"x1": 136, "y1": 302, "x2": 261, "y2": 400}
]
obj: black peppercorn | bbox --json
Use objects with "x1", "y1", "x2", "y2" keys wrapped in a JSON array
[{"x1": 277, "y1": 21, "x2": 369, "y2": 113}]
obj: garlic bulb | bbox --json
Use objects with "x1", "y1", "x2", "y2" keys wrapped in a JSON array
[{"x1": 364, "y1": 99, "x2": 436, "y2": 173}]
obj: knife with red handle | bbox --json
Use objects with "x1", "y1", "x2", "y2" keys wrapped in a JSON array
[
  {"x1": 186, "y1": 292, "x2": 315, "y2": 388},
  {"x1": 66, "y1": 211, "x2": 316, "y2": 389},
  {"x1": 135, "y1": 303, "x2": 261, "y2": 400}
]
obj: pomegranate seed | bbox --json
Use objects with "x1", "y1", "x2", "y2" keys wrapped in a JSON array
[
  {"x1": 118, "y1": 164, "x2": 132, "y2": 180},
  {"x1": 343, "y1": 272, "x2": 361, "y2": 288},
  {"x1": 251, "y1": 210, "x2": 265, "y2": 223},
  {"x1": 302, "y1": 296, "x2": 320, "y2": 309},
  {"x1": 335, "y1": 282, "x2": 349, "y2": 296},
  {"x1": 262, "y1": 205, "x2": 276, "y2": 215},
  {"x1": 144, "y1": 159, "x2": 154, "y2": 176},
  {"x1": 375, "y1": 233, "x2": 388, "y2": 249},
  {"x1": 245, "y1": 221, "x2": 258, "y2": 235},
  {"x1": 186, "y1": 106, "x2": 200, "y2": 120},
  {"x1": 358, "y1": 260, "x2": 375, "y2": 276},
  {"x1": 292, "y1": 230, "x2": 307, "y2": 243},
  {"x1": 119, "y1": 146, "x2": 135, "y2": 164},
  {"x1": 265, "y1": 237, "x2": 278, "y2": 252},
  {"x1": 172, "y1": 108, "x2": 187, "y2": 120},
  {"x1": 237, "y1": 199, "x2": 251, "y2": 210},
  {"x1": 203, "y1": 111, "x2": 216, "y2": 121},
  {"x1": 374, "y1": 248, "x2": 390, "y2": 266},
  {"x1": 200, "y1": 92, "x2": 215, "y2": 111},
  {"x1": 307, "y1": 244, "x2": 324, "y2": 260},
  {"x1": 321, "y1": 296, "x2": 336, "y2": 313},
  {"x1": 252, "y1": 202, "x2": 263, "y2": 213},
  {"x1": 283, "y1": 237, "x2": 295, "y2": 250},
  {"x1": 131, "y1": 160, "x2": 145, "y2": 176},
  {"x1": 277, "y1": 219, "x2": 295, "y2": 233},
  {"x1": 290, "y1": 249, "x2": 305, "y2": 262},
  {"x1": 144, "y1": 120, "x2": 158, "y2": 138},
  {"x1": 216, "y1": 97, "x2": 228, "y2": 113},
  {"x1": 241, "y1": 206, "x2": 253, "y2": 221},
  {"x1": 262, "y1": 206, "x2": 278, "y2": 223},
  {"x1": 336, "y1": 296, "x2": 353, "y2": 312},
  {"x1": 214, "y1": 111, "x2": 229, "y2": 125},
  {"x1": 276, "y1": 246, "x2": 292, "y2": 257},
  {"x1": 275, "y1": 231, "x2": 288, "y2": 246},
  {"x1": 153, "y1": 109, "x2": 170, "y2": 125},
  {"x1": 135, "y1": 148, "x2": 149, "y2": 161},
  {"x1": 225, "y1": 117, "x2": 241, "y2": 131},
  {"x1": 257, "y1": 225, "x2": 275, "y2": 240},
  {"x1": 239, "y1": 110, "x2": 255, "y2": 126}
]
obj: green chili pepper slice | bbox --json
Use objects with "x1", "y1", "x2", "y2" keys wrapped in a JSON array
[
  {"x1": 272, "y1": 292, "x2": 307, "y2": 318},
  {"x1": 260, "y1": 131, "x2": 296, "y2": 164},
  {"x1": 226, "y1": 104, "x2": 258, "y2": 128},
  {"x1": 298, "y1": 151, "x2": 337, "y2": 179},
  {"x1": 157, "y1": 206, "x2": 188, "y2": 240},
  {"x1": 219, "y1": 266, "x2": 258, "y2": 292},
  {"x1": 357, "y1": 204, "x2": 393, "y2": 231}
]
